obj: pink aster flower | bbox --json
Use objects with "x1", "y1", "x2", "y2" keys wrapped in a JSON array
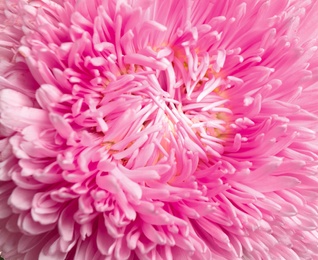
[{"x1": 1, "y1": 0, "x2": 318, "y2": 259}]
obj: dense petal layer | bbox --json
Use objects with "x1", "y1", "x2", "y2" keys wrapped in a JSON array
[{"x1": 1, "y1": 0, "x2": 318, "y2": 259}]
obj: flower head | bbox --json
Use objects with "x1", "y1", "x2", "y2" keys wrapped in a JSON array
[{"x1": 1, "y1": 0, "x2": 318, "y2": 259}]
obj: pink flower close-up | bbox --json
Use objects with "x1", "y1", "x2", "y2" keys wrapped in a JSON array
[{"x1": 1, "y1": 0, "x2": 318, "y2": 259}]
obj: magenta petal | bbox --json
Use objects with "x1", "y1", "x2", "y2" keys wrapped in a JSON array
[
  {"x1": 49, "y1": 113, "x2": 74, "y2": 139},
  {"x1": 9, "y1": 187, "x2": 34, "y2": 211},
  {"x1": 96, "y1": 174, "x2": 120, "y2": 194},
  {"x1": 58, "y1": 203, "x2": 76, "y2": 242},
  {"x1": 35, "y1": 84, "x2": 63, "y2": 110}
]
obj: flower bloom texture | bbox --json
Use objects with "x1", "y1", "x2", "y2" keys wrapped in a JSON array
[{"x1": 1, "y1": 0, "x2": 318, "y2": 259}]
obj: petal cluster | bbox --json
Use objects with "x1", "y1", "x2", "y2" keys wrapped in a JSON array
[{"x1": 1, "y1": 0, "x2": 318, "y2": 259}]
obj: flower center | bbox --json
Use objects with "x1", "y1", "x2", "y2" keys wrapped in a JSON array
[{"x1": 95, "y1": 42, "x2": 232, "y2": 177}]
